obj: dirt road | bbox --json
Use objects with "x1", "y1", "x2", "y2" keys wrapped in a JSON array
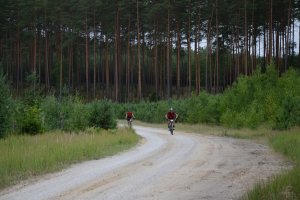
[{"x1": 0, "y1": 125, "x2": 290, "y2": 200}]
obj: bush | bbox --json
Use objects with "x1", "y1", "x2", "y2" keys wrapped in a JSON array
[
  {"x1": 88, "y1": 100, "x2": 117, "y2": 129},
  {"x1": 64, "y1": 99, "x2": 89, "y2": 131},
  {"x1": 0, "y1": 72, "x2": 12, "y2": 138},
  {"x1": 21, "y1": 106, "x2": 43, "y2": 135},
  {"x1": 40, "y1": 95, "x2": 62, "y2": 131},
  {"x1": 40, "y1": 95, "x2": 89, "y2": 132},
  {"x1": 273, "y1": 96, "x2": 300, "y2": 130}
]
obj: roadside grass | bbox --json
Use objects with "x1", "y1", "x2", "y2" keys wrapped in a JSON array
[
  {"x1": 242, "y1": 128, "x2": 300, "y2": 200},
  {"x1": 0, "y1": 127, "x2": 139, "y2": 190}
]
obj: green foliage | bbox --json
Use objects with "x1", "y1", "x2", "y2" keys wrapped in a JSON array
[
  {"x1": 271, "y1": 131, "x2": 300, "y2": 164},
  {"x1": 219, "y1": 66, "x2": 300, "y2": 129},
  {"x1": 63, "y1": 97, "x2": 89, "y2": 132},
  {"x1": 20, "y1": 106, "x2": 43, "y2": 135},
  {"x1": 116, "y1": 65, "x2": 300, "y2": 130},
  {"x1": 40, "y1": 95, "x2": 62, "y2": 131},
  {"x1": 22, "y1": 73, "x2": 43, "y2": 107},
  {"x1": 274, "y1": 96, "x2": 300, "y2": 130},
  {"x1": 40, "y1": 96, "x2": 118, "y2": 132},
  {"x1": 88, "y1": 100, "x2": 117, "y2": 129},
  {"x1": 40, "y1": 95, "x2": 89, "y2": 132},
  {"x1": 0, "y1": 71, "x2": 12, "y2": 138}
]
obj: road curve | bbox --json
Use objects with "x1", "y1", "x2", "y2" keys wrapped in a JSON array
[{"x1": 0, "y1": 125, "x2": 289, "y2": 200}]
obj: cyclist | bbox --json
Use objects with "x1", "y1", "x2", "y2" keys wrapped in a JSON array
[
  {"x1": 165, "y1": 108, "x2": 178, "y2": 129},
  {"x1": 125, "y1": 111, "x2": 135, "y2": 125}
]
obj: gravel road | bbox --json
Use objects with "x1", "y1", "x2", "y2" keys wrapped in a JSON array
[{"x1": 0, "y1": 125, "x2": 290, "y2": 200}]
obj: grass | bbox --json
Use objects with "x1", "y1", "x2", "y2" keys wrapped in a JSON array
[
  {"x1": 241, "y1": 128, "x2": 300, "y2": 200},
  {"x1": 0, "y1": 127, "x2": 139, "y2": 190}
]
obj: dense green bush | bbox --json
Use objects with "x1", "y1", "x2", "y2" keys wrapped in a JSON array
[
  {"x1": 62, "y1": 97, "x2": 89, "y2": 132},
  {"x1": 116, "y1": 65, "x2": 300, "y2": 130},
  {"x1": 273, "y1": 96, "x2": 300, "y2": 130},
  {"x1": 40, "y1": 95, "x2": 62, "y2": 130},
  {"x1": 220, "y1": 65, "x2": 281, "y2": 128},
  {"x1": 40, "y1": 95, "x2": 89, "y2": 132},
  {"x1": 21, "y1": 106, "x2": 43, "y2": 135},
  {"x1": 0, "y1": 72, "x2": 12, "y2": 138},
  {"x1": 88, "y1": 100, "x2": 117, "y2": 129}
]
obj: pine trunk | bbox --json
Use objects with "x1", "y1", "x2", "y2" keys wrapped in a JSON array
[
  {"x1": 166, "y1": 0, "x2": 170, "y2": 99},
  {"x1": 85, "y1": 16, "x2": 89, "y2": 99},
  {"x1": 114, "y1": 5, "x2": 120, "y2": 101},
  {"x1": 176, "y1": 21, "x2": 181, "y2": 95},
  {"x1": 137, "y1": 0, "x2": 142, "y2": 100}
]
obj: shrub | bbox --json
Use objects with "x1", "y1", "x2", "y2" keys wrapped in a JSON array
[
  {"x1": 59, "y1": 96, "x2": 89, "y2": 132},
  {"x1": 0, "y1": 72, "x2": 12, "y2": 138},
  {"x1": 273, "y1": 96, "x2": 300, "y2": 130},
  {"x1": 40, "y1": 95, "x2": 89, "y2": 132},
  {"x1": 88, "y1": 100, "x2": 117, "y2": 129},
  {"x1": 40, "y1": 95, "x2": 62, "y2": 131},
  {"x1": 21, "y1": 106, "x2": 43, "y2": 135}
]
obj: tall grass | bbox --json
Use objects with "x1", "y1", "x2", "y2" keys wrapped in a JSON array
[
  {"x1": 242, "y1": 129, "x2": 300, "y2": 200},
  {"x1": 0, "y1": 128, "x2": 139, "y2": 189}
]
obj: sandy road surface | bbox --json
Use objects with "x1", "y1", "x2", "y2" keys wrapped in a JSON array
[{"x1": 0, "y1": 125, "x2": 290, "y2": 200}]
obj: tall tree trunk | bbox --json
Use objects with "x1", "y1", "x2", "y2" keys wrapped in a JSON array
[
  {"x1": 276, "y1": 24, "x2": 280, "y2": 72},
  {"x1": 60, "y1": 28, "x2": 63, "y2": 97},
  {"x1": 16, "y1": 28, "x2": 20, "y2": 92},
  {"x1": 166, "y1": 0, "x2": 171, "y2": 99},
  {"x1": 216, "y1": 0, "x2": 219, "y2": 92},
  {"x1": 195, "y1": 21, "x2": 199, "y2": 94},
  {"x1": 105, "y1": 39, "x2": 109, "y2": 97},
  {"x1": 268, "y1": 0, "x2": 273, "y2": 65},
  {"x1": 263, "y1": 25, "x2": 266, "y2": 72},
  {"x1": 68, "y1": 44, "x2": 73, "y2": 90},
  {"x1": 85, "y1": 16, "x2": 89, "y2": 99},
  {"x1": 115, "y1": 6, "x2": 119, "y2": 101},
  {"x1": 206, "y1": 18, "x2": 211, "y2": 92},
  {"x1": 284, "y1": 0, "x2": 291, "y2": 71},
  {"x1": 93, "y1": 11, "x2": 97, "y2": 98},
  {"x1": 126, "y1": 16, "x2": 131, "y2": 101},
  {"x1": 251, "y1": 0, "x2": 255, "y2": 74},
  {"x1": 154, "y1": 21, "x2": 158, "y2": 99},
  {"x1": 244, "y1": 0, "x2": 248, "y2": 75},
  {"x1": 33, "y1": 28, "x2": 37, "y2": 91},
  {"x1": 45, "y1": 29, "x2": 49, "y2": 90},
  {"x1": 176, "y1": 20, "x2": 181, "y2": 96},
  {"x1": 137, "y1": 0, "x2": 142, "y2": 100},
  {"x1": 188, "y1": 0, "x2": 191, "y2": 92}
]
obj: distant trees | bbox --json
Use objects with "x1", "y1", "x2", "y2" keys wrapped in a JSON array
[{"x1": 0, "y1": 0, "x2": 299, "y2": 101}]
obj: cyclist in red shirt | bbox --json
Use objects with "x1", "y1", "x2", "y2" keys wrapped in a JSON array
[
  {"x1": 125, "y1": 111, "x2": 135, "y2": 124},
  {"x1": 165, "y1": 108, "x2": 178, "y2": 129}
]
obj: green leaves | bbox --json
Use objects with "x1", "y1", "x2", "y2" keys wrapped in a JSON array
[
  {"x1": 0, "y1": 71, "x2": 12, "y2": 138},
  {"x1": 117, "y1": 65, "x2": 300, "y2": 130},
  {"x1": 88, "y1": 100, "x2": 117, "y2": 129}
]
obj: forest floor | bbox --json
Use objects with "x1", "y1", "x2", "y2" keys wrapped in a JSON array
[{"x1": 0, "y1": 125, "x2": 292, "y2": 200}]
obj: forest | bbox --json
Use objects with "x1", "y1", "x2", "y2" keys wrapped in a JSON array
[
  {"x1": 1, "y1": 0, "x2": 300, "y2": 101},
  {"x1": 1, "y1": 1, "x2": 300, "y2": 198}
]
